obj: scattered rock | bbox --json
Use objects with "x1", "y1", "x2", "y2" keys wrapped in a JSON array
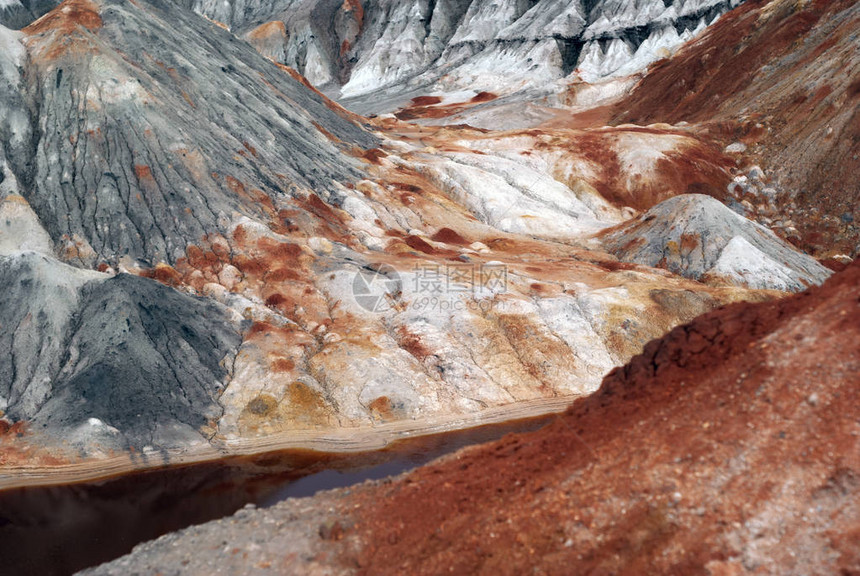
[{"x1": 747, "y1": 165, "x2": 765, "y2": 181}]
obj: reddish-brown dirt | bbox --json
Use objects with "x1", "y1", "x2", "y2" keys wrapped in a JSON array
[
  {"x1": 430, "y1": 227, "x2": 470, "y2": 246},
  {"x1": 245, "y1": 20, "x2": 287, "y2": 42},
  {"x1": 410, "y1": 96, "x2": 444, "y2": 107},
  {"x1": 395, "y1": 93, "x2": 499, "y2": 121},
  {"x1": 470, "y1": 92, "x2": 498, "y2": 104},
  {"x1": 332, "y1": 261, "x2": 860, "y2": 575},
  {"x1": 528, "y1": 126, "x2": 734, "y2": 210},
  {"x1": 22, "y1": 0, "x2": 104, "y2": 61},
  {"x1": 0, "y1": 421, "x2": 71, "y2": 467},
  {"x1": 614, "y1": 0, "x2": 860, "y2": 256},
  {"x1": 538, "y1": 103, "x2": 615, "y2": 130},
  {"x1": 24, "y1": 0, "x2": 103, "y2": 34}
]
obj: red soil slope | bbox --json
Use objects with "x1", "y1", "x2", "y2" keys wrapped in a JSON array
[
  {"x1": 341, "y1": 261, "x2": 860, "y2": 575},
  {"x1": 614, "y1": 0, "x2": 860, "y2": 257}
]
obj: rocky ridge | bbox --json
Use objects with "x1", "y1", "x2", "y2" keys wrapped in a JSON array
[
  {"x1": 184, "y1": 0, "x2": 745, "y2": 103},
  {"x1": 0, "y1": 0, "x2": 854, "y2": 572},
  {"x1": 0, "y1": 0, "x2": 835, "y2": 477}
]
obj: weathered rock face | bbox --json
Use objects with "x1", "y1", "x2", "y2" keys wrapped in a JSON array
[
  {"x1": 187, "y1": 0, "x2": 745, "y2": 102},
  {"x1": 0, "y1": 0, "x2": 55, "y2": 29},
  {"x1": 82, "y1": 261, "x2": 860, "y2": 576},
  {"x1": 0, "y1": 0, "x2": 833, "y2": 469},
  {"x1": 0, "y1": 26, "x2": 31, "y2": 198},
  {"x1": 0, "y1": 0, "x2": 847, "y2": 571},
  {"x1": 0, "y1": 251, "x2": 243, "y2": 451},
  {"x1": 602, "y1": 194, "x2": 831, "y2": 291},
  {"x1": 17, "y1": 0, "x2": 375, "y2": 266},
  {"x1": 0, "y1": 0, "x2": 383, "y2": 454},
  {"x1": 614, "y1": 0, "x2": 860, "y2": 258}
]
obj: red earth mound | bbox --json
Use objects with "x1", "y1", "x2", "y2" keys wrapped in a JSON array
[
  {"x1": 337, "y1": 261, "x2": 860, "y2": 575},
  {"x1": 614, "y1": 0, "x2": 860, "y2": 257}
]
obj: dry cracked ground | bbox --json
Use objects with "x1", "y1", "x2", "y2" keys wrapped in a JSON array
[{"x1": 0, "y1": 0, "x2": 857, "y2": 573}]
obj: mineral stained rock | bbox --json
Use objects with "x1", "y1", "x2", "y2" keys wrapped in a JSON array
[
  {"x1": 602, "y1": 194, "x2": 831, "y2": 291},
  {"x1": 82, "y1": 255, "x2": 860, "y2": 576},
  {"x1": 0, "y1": 0, "x2": 841, "y2": 469},
  {"x1": 0, "y1": 0, "x2": 856, "y2": 572},
  {"x1": 0, "y1": 0, "x2": 803, "y2": 465},
  {"x1": 19, "y1": 0, "x2": 376, "y2": 266},
  {"x1": 614, "y1": 0, "x2": 860, "y2": 257}
]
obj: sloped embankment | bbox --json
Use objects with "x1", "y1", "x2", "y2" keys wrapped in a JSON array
[{"x1": 84, "y1": 262, "x2": 860, "y2": 575}]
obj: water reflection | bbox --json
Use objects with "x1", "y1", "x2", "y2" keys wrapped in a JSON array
[{"x1": 0, "y1": 413, "x2": 556, "y2": 575}]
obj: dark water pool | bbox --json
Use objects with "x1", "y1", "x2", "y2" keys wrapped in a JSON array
[{"x1": 0, "y1": 413, "x2": 557, "y2": 575}]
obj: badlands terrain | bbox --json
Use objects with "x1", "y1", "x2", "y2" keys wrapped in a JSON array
[
  {"x1": 88, "y1": 240, "x2": 860, "y2": 576},
  {"x1": 0, "y1": 0, "x2": 857, "y2": 573}
]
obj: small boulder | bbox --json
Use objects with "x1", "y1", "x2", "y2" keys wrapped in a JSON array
[{"x1": 747, "y1": 165, "x2": 766, "y2": 181}]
